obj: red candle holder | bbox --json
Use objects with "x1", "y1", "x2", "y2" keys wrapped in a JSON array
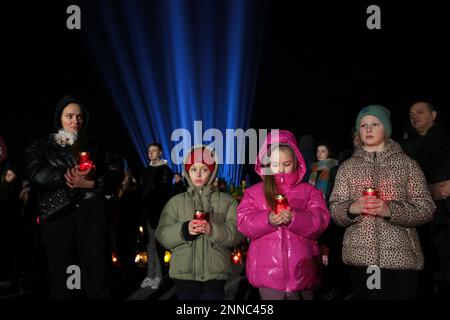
[
  {"x1": 362, "y1": 187, "x2": 379, "y2": 217},
  {"x1": 363, "y1": 187, "x2": 378, "y2": 197},
  {"x1": 193, "y1": 210, "x2": 210, "y2": 222},
  {"x1": 79, "y1": 152, "x2": 95, "y2": 172},
  {"x1": 275, "y1": 194, "x2": 288, "y2": 214}
]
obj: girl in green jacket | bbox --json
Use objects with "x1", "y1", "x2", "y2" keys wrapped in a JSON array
[{"x1": 156, "y1": 146, "x2": 243, "y2": 300}]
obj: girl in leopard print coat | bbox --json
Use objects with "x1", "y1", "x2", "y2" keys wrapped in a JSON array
[{"x1": 329, "y1": 105, "x2": 436, "y2": 299}]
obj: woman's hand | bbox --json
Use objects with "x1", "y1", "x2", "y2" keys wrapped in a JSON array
[
  {"x1": 65, "y1": 168, "x2": 95, "y2": 189},
  {"x1": 76, "y1": 165, "x2": 96, "y2": 180}
]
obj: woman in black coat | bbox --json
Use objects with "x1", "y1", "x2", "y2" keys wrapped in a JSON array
[{"x1": 25, "y1": 95, "x2": 123, "y2": 299}]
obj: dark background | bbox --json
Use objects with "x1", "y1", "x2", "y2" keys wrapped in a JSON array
[{"x1": 2, "y1": 1, "x2": 450, "y2": 175}]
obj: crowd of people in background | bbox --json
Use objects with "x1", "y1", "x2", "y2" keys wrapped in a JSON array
[{"x1": 0, "y1": 97, "x2": 449, "y2": 300}]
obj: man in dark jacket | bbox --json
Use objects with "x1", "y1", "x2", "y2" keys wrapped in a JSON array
[
  {"x1": 25, "y1": 95, "x2": 123, "y2": 299},
  {"x1": 139, "y1": 142, "x2": 173, "y2": 289},
  {"x1": 401, "y1": 101, "x2": 450, "y2": 298}
]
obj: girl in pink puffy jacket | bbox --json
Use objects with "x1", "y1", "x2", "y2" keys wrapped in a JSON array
[{"x1": 237, "y1": 130, "x2": 331, "y2": 300}]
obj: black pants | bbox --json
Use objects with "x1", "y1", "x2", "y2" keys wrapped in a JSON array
[
  {"x1": 416, "y1": 223, "x2": 434, "y2": 299},
  {"x1": 39, "y1": 196, "x2": 110, "y2": 300},
  {"x1": 350, "y1": 266, "x2": 418, "y2": 300},
  {"x1": 173, "y1": 279, "x2": 225, "y2": 300}
]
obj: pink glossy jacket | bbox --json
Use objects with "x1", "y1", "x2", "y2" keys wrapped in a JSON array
[{"x1": 237, "y1": 131, "x2": 330, "y2": 292}]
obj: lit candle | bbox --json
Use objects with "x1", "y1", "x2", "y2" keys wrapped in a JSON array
[
  {"x1": 193, "y1": 210, "x2": 210, "y2": 222},
  {"x1": 79, "y1": 152, "x2": 94, "y2": 171},
  {"x1": 275, "y1": 194, "x2": 288, "y2": 214}
]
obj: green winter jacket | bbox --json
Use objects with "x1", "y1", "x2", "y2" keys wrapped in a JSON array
[{"x1": 156, "y1": 146, "x2": 243, "y2": 281}]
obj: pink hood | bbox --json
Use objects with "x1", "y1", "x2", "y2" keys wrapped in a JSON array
[
  {"x1": 237, "y1": 130, "x2": 330, "y2": 292},
  {"x1": 255, "y1": 130, "x2": 306, "y2": 186}
]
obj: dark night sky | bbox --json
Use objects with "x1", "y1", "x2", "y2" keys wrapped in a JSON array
[{"x1": 2, "y1": 1, "x2": 450, "y2": 174}]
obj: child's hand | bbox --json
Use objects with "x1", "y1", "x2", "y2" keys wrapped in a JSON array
[
  {"x1": 268, "y1": 211, "x2": 283, "y2": 227},
  {"x1": 188, "y1": 220, "x2": 204, "y2": 235},
  {"x1": 189, "y1": 220, "x2": 211, "y2": 235},
  {"x1": 196, "y1": 221, "x2": 211, "y2": 235},
  {"x1": 362, "y1": 198, "x2": 391, "y2": 218},
  {"x1": 349, "y1": 196, "x2": 373, "y2": 215},
  {"x1": 322, "y1": 255, "x2": 329, "y2": 266},
  {"x1": 280, "y1": 207, "x2": 293, "y2": 225}
]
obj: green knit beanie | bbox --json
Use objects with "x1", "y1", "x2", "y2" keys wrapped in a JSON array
[{"x1": 356, "y1": 105, "x2": 392, "y2": 138}]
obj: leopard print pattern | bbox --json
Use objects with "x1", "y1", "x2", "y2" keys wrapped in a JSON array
[{"x1": 329, "y1": 140, "x2": 435, "y2": 270}]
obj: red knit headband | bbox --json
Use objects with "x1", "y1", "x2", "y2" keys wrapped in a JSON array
[{"x1": 185, "y1": 147, "x2": 216, "y2": 173}]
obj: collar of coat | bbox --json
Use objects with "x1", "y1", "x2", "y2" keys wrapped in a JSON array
[
  {"x1": 186, "y1": 184, "x2": 215, "y2": 197},
  {"x1": 149, "y1": 159, "x2": 168, "y2": 167},
  {"x1": 353, "y1": 139, "x2": 403, "y2": 162}
]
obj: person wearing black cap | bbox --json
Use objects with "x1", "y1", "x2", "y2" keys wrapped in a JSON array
[{"x1": 24, "y1": 95, "x2": 123, "y2": 299}]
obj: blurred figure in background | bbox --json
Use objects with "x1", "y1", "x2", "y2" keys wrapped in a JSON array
[
  {"x1": 116, "y1": 168, "x2": 141, "y2": 281},
  {"x1": 401, "y1": 101, "x2": 450, "y2": 298},
  {"x1": 139, "y1": 142, "x2": 173, "y2": 289},
  {"x1": 173, "y1": 172, "x2": 187, "y2": 195},
  {"x1": 0, "y1": 165, "x2": 21, "y2": 292},
  {"x1": 298, "y1": 134, "x2": 315, "y2": 182}
]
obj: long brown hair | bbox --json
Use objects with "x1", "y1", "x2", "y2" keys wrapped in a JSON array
[{"x1": 262, "y1": 145, "x2": 297, "y2": 210}]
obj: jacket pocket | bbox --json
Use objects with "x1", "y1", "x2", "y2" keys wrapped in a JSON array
[
  {"x1": 208, "y1": 243, "x2": 230, "y2": 274},
  {"x1": 343, "y1": 222, "x2": 363, "y2": 247},
  {"x1": 380, "y1": 223, "x2": 411, "y2": 250},
  {"x1": 171, "y1": 242, "x2": 193, "y2": 274}
]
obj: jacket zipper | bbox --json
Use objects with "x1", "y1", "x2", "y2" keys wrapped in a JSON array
[
  {"x1": 281, "y1": 190, "x2": 289, "y2": 290},
  {"x1": 281, "y1": 227, "x2": 289, "y2": 290},
  {"x1": 373, "y1": 152, "x2": 381, "y2": 266},
  {"x1": 192, "y1": 238, "x2": 196, "y2": 279},
  {"x1": 201, "y1": 234, "x2": 205, "y2": 281}
]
